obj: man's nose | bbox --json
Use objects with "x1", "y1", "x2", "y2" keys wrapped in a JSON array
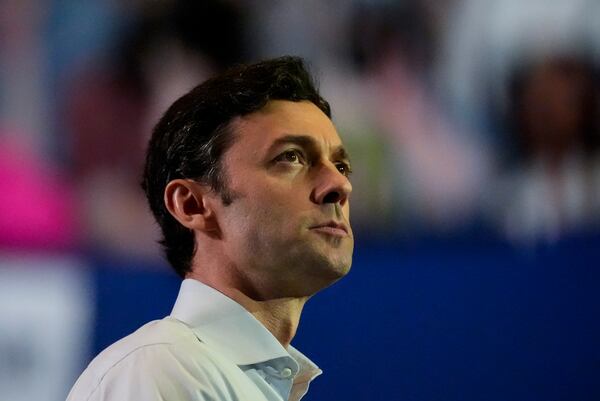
[{"x1": 311, "y1": 162, "x2": 352, "y2": 206}]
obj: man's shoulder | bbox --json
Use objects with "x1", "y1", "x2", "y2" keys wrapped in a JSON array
[
  {"x1": 67, "y1": 317, "x2": 224, "y2": 400},
  {"x1": 86, "y1": 317, "x2": 195, "y2": 374}
]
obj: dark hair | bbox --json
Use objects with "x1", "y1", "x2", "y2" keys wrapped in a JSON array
[
  {"x1": 504, "y1": 55, "x2": 599, "y2": 165},
  {"x1": 142, "y1": 56, "x2": 331, "y2": 277}
]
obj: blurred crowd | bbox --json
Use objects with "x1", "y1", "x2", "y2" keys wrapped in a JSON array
[{"x1": 1, "y1": 0, "x2": 600, "y2": 260}]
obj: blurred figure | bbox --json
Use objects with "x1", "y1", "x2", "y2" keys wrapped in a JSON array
[
  {"x1": 0, "y1": 1, "x2": 78, "y2": 250},
  {"x1": 63, "y1": 0, "x2": 246, "y2": 259},
  {"x1": 439, "y1": 0, "x2": 600, "y2": 242},
  {"x1": 491, "y1": 56, "x2": 600, "y2": 242},
  {"x1": 349, "y1": 0, "x2": 487, "y2": 232}
]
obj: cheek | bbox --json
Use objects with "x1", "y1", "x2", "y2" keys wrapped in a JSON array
[
  {"x1": 343, "y1": 203, "x2": 351, "y2": 221},
  {"x1": 252, "y1": 181, "x2": 305, "y2": 214},
  {"x1": 228, "y1": 175, "x2": 313, "y2": 232},
  {"x1": 228, "y1": 195, "x2": 290, "y2": 239},
  {"x1": 244, "y1": 194, "x2": 311, "y2": 241}
]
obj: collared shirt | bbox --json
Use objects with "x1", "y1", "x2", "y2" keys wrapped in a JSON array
[{"x1": 66, "y1": 279, "x2": 322, "y2": 401}]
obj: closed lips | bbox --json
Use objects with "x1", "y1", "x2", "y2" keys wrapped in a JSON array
[{"x1": 310, "y1": 221, "x2": 348, "y2": 236}]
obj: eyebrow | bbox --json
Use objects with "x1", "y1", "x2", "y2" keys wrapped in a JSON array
[{"x1": 268, "y1": 134, "x2": 351, "y2": 161}]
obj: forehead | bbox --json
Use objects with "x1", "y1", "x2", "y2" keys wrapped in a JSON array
[{"x1": 229, "y1": 100, "x2": 343, "y2": 153}]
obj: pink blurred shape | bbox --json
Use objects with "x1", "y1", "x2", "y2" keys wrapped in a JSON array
[{"x1": 0, "y1": 132, "x2": 78, "y2": 250}]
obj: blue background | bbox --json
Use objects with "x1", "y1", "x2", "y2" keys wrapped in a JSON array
[{"x1": 91, "y1": 232, "x2": 600, "y2": 401}]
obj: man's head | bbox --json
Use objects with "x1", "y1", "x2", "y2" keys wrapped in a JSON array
[{"x1": 142, "y1": 56, "x2": 353, "y2": 296}]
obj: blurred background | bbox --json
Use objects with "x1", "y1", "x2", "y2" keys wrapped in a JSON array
[{"x1": 1, "y1": 0, "x2": 600, "y2": 400}]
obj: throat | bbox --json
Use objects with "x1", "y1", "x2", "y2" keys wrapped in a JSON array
[{"x1": 243, "y1": 295, "x2": 308, "y2": 347}]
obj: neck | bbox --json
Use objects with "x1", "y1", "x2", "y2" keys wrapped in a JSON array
[
  {"x1": 187, "y1": 269, "x2": 309, "y2": 347},
  {"x1": 230, "y1": 291, "x2": 308, "y2": 347}
]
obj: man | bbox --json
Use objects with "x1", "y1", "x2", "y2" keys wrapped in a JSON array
[{"x1": 67, "y1": 56, "x2": 354, "y2": 401}]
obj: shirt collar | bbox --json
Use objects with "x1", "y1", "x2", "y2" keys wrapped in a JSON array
[{"x1": 170, "y1": 278, "x2": 321, "y2": 380}]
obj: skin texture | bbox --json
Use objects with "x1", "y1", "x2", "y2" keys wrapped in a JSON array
[{"x1": 165, "y1": 100, "x2": 353, "y2": 346}]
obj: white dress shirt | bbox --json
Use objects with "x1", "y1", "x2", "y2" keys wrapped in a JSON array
[{"x1": 66, "y1": 279, "x2": 322, "y2": 401}]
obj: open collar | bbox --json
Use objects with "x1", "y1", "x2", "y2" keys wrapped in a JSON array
[{"x1": 170, "y1": 278, "x2": 320, "y2": 377}]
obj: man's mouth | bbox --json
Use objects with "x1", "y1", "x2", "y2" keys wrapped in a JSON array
[{"x1": 309, "y1": 221, "x2": 349, "y2": 237}]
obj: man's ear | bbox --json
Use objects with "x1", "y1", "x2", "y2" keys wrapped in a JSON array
[{"x1": 164, "y1": 179, "x2": 219, "y2": 233}]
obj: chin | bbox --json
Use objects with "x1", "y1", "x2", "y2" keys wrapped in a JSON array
[
  {"x1": 329, "y1": 257, "x2": 353, "y2": 280},
  {"x1": 273, "y1": 235, "x2": 353, "y2": 295},
  {"x1": 310, "y1": 253, "x2": 353, "y2": 290},
  {"x1": 318, "y1": 239, "x2": 353, "y2": 274}
]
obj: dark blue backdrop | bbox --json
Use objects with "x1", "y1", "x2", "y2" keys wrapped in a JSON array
[{"x1": 91, "y1": 232, "x2": 600, "y2": 401}]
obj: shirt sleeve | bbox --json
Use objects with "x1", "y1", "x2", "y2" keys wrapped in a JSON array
[{"x1": 68, "y1": 343, "x2": 235, "y2": 401}]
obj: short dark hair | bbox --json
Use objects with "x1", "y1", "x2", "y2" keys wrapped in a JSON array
[{"x1": 142, "y1": 56, "x2": 331, "y2": 277}]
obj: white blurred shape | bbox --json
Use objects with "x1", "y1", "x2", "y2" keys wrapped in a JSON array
[{"x1": 0, "y1": 255, "x2": 93, "y2": 401}]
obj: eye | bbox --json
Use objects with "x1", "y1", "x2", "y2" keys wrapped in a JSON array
[
  {"x1": 335, "y1": 162, "x2": 352, "y2": 177},
  {"x1": 275, "y1": 149, "x2": 306, "y2": 165}
]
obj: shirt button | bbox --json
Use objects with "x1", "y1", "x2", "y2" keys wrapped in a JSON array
[{"x1": 281, "y1": 367, "x2": 293, "y2": 378}]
